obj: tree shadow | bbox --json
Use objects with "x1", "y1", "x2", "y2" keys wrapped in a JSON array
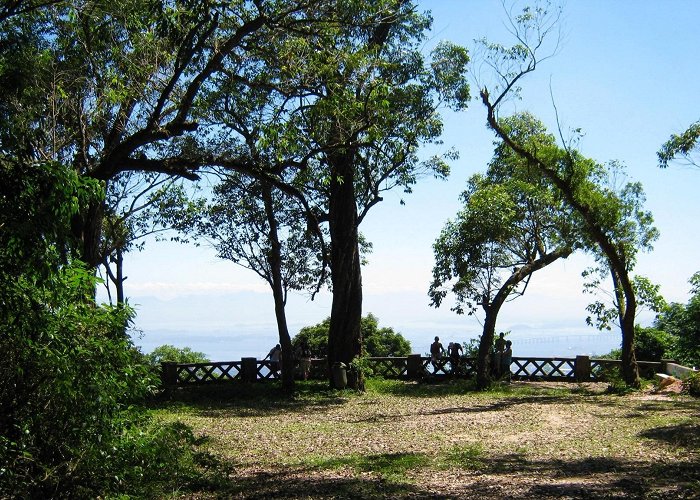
[
  {"x1": 419, "y1": 395, "x2": 572, "y2": 416},
  {"x1": 480, "y1": 454, "x2": 700, "y2": 499},
  {"x1": 153, "y1": 380, "x2": 351, "y2": 418},
  {"x1": 639, "y1": 422, "x2": 700, "y2": 451},
  {"x1": 186, "y1": 451, "x2": 700, "y2": 499}
]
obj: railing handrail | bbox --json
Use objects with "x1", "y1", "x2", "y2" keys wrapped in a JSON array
[{"x1": 160, "y1": 355, "x2": 687, "y2": 387}]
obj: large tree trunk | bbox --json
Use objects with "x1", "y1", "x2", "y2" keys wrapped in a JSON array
[
  {"x1": 327, "y1": 156, "x2": 363, "y2": 387},
  {"x1": 476, "y1": 305, "x2": 499, "y2": 390},
  {"x1": 262, "y1": 183, "x2": 295, "y2": 393},
  {"x1": 78, "y1": 199, "x2": 105, "y2": 269}
]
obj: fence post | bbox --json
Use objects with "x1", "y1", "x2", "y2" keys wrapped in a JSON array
[
  {"x1": 241, "y1": 357, "x2": 258, "y2": 383},
  {"x1": 575, "y1": 355, "x2": 591, "y2": 382},
  {"x1": 161, "y1": 361, "x2": 178, "y2": 388},
  {"x1": 406, "y1": 354, "x2": 423, "y2": 380}
]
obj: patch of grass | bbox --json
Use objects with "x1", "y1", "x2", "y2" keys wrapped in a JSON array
[
  {"x1": 439, "y1": 444, "x2": 484, "y2": 470},
  {"x1": 306, "y1": 452, "x2": 431, "y2": 483},
  {"x1": 365, "y1": 377, "x2": 477, "y2": 397}
]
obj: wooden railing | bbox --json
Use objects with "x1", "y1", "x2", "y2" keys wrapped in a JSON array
[{"x1": 160, "y1": 355, "x2": 668, "y2": 387}]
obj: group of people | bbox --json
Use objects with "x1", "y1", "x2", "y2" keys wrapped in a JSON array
[
  {"x1": 493, "y1": 332, "x2": 513, "y2": 380},
  {"x1": 263, "y1": 342, "x2": 313, "y2": 380},
  {"x1": 430, "y1": 333, "x2": 513, "y2": 380},
  {"x1": 430, "y1": 336, "x2": 464, "y2": 374}
]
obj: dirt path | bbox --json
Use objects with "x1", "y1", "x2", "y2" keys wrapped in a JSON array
[{"x1": 169, "y1": 381, "x2": 700, "y2": 499}]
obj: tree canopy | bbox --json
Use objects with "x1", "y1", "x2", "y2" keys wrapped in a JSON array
[
  {"x1": 476, "y1": 4, "x2": 658, "y2": 386},
  {"x1": 658, "y1": 120, "x2": 700, "y2": 169},
  {"x1": 293, "y1": 314, "x2": 411, "y2": 359},
  {"x1": 430, "y1": 112, "x2": 577, "y2": 387}
]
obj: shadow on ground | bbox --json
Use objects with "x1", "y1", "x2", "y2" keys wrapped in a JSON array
[{"x1": 188, "y1": 452, "x2": 700, "y2": 499}]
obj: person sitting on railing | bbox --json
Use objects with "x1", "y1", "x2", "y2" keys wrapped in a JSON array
[
  {"x1": 430, "y1": 336, "x2": 445, "y2": 371},
  {"x1": 448, "y1": 341, "x2": 463, "y2": 375},
  {"x1": 264, "y1": 344, "x2": 282, "y2": 378}
]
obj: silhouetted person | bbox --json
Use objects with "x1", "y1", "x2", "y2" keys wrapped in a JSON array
[
  {"x1": 264, "y1": 343, "x2": 282, "y2": 378},
  {"x1": 296, "y1": 341, "x2": 312, "y2": 380},
  {"x1": 493, "y1": 332, "x2": 506, "y2": 377},
  {"x1": 501, "y1": 340, "x2": 513, "y2": 382},
  {"x1": 449, "y1": 341, "x2": 463, "y2": 374},
  {"x1": 430, "y1": 336, "x2": 445, "y2": 371}
]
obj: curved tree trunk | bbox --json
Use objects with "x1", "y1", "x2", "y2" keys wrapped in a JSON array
[
  {"x1": 482, "y1": 94, "x2": 640, "y2": 387},
  {"x1": 327, "y1": 155, "x2": 363, "y2": 388},
  {"x1": 475, "y1": 247, "x2": 572, "y2": 389},
  {"x1": 613, "y1": 268, "x2": 640, "y2": 387}
]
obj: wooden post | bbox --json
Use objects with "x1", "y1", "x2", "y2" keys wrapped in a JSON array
[
  {"x1": 241, "y1": 357, "x2": 258, "y2": 383},
  {"x1": 575, "y1": 355, "x2": 591, "y2": 382},
  {"x1": 161, "y1": 361, "x2": 178, "y2": 388},
  {"x1": 407, "y1": 354, "x2": 423, "y2": 380}
]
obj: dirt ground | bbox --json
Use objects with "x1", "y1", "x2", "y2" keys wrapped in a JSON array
[{"x1": 172, "y1": 381, "x2": 700, "y2": 499}]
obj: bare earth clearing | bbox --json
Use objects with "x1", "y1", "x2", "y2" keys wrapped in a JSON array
[{"x1": 162, "y1": 380, "x2": 700, "y2": 499}]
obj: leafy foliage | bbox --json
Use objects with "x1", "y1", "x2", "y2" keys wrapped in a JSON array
[
  {"x1": 430, "y1": 115, "x2": 577, "y2": 317},
  {"x1": 147, "y1": 344, "x2": 210, "y2": 365},
  {"x1": 293, "y1": 314, "x2": 411, "y2": 358},
  {"x1": 0, "y1": 159, "x2": 205, "y2": 497},
  {"x1": 682, "y1": 372, "x2": 700, "y2": 397},
  {"x1": 100, "y1": 172, "x2": 204, "y2": 303},
  {"x1": 632, "y1": 327, "x2": 675, "y2": 362},
  {"x1": 654, "y1": 272, "x2": 700, "y2": 367},
  {"x1": 584, "y1": 274, "x2": 667, "y2": 331},
  {"x1": 658, "y1": 120, "x2": 700, "y2": 168}
]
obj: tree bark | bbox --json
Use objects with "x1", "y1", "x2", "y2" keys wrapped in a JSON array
[
  {"x1": 327, "y1": 154, "x2": 363, "y2": 387},
  {"x1": 75, "y1": 199, "x2": 104, "y2": 269},
  {"x1": 476, "y1": 304, "x2": 499, "y2": 389},
  {"x1": 262, "y1": 183, "x2": 295, "y2": 393}
]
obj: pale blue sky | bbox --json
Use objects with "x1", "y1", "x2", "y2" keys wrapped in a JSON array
[{"x1": 120, "y1": 1, "x2": 700, "y2": 358}]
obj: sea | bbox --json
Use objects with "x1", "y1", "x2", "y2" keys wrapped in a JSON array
[{"x1": 131, "y1": 326, "x2": 623, "y2": 361}]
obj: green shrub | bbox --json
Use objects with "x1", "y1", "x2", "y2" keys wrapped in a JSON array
[
  {"x1": 0, "y1": 162, "x2": 206, "y2": 497},
  {"x1": 293, "y1": 313, "x2": 411, "y2": 358},
  {"x1": 634, "y1": 326, "x2": 674, "y2": 361},
  {"x1": 148, "y1": 344, "x2": 210, "y2": 365},
  {"x1": 682, "y1": 372, "x2": 700, "y2": 397}
]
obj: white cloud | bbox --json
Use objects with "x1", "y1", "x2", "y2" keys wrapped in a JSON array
[{"x1": 126, "y1": 281, "x2": 270, "y2": 300}]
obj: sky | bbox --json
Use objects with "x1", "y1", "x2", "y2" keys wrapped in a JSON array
[{"x1": 117, "y1": 1, "x2": 700, "y2": 359}]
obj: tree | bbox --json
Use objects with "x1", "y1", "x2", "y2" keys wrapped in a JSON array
[
  {"x1": 583, "y1": 272, "x2": 667, "y2": 332},
  {"x1": 0, "y1": 158, "x2": 164, "y2": 497},
  {"x1": 172, "y1": 172, "x2": 326, "y2": 392},
  {"x1": 100, "y1": 171, "x2": 201, "y2": 304},
  {"x1": 658, "y1": 120, "x2": 700, "y2": 168},
  {"x1": 146, "y1": 344, "x2": 209, "y2": 365},
  {"x1": 430, "y1": 120, "x2": 577, "y2": 388},
  {"x1": 0, "y1": 0, "x2": 326, "y2": 272},
  {"x1": 654, "y1": 272, "x2": 700, "y2": 367},
  {"x1": 477, "y1": 4, "x2": 658, "y2": 386},
  {"x1": 223, "y1": 1, "x2": 470, "y2": 382},
  {"x1": 292, "y1": 313, "x2": 411, "y2": 359}
]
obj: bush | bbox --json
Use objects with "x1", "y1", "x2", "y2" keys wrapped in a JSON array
[
  {"x1": 292, "y1": 313, "x2": 411, "y2": 358},
  {"x1": 148, "y1": 344, "x2": 210, "y2": 365},
  {"x1": 634, "y1": 326, "x2": 674, "y2": 361},
  {"x1": 682, "y1": 372, "x2": 700, "y2": 397},
  {"x1": 0, "y1": 161, "x2": 206, "y2": 497}
]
